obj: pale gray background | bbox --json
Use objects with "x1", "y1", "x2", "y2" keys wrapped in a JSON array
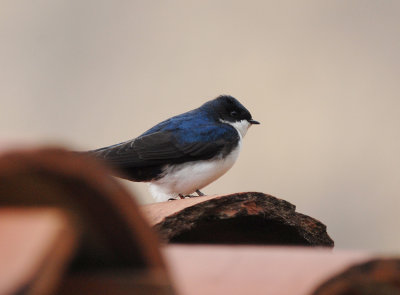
[{"x1": 1, "y1": 1, "x2": 400, "y2": 252}]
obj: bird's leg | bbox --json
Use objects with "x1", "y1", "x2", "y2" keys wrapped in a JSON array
[
  {"x1": 195, "y1": 189, "x2": 205, "y2": 196},
  {"x1": 178, "y1": 193, "x2": 201, "y2": 198}
]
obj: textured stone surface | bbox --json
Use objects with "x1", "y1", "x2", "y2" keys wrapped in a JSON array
[{"x1": 142, "y1": 192, "x2": 334, "y2": 246}]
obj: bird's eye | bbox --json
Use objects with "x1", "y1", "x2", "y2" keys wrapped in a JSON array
[{"x1": 230, "y1": 111, "x2": 238, "y2": 117}]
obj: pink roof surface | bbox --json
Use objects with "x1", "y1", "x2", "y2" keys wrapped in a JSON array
[{"x1": 163, "y1": 245, "x2": 371, "y2": 295}]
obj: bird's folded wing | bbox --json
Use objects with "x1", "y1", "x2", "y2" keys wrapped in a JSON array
[{"x1": 93, "y1": 129, "x2": 235, "y2": 167}]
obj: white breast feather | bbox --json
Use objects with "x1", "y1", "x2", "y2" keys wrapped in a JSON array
[{"x1": 149, "y1": 119, "x2": 251, "y2": 202}]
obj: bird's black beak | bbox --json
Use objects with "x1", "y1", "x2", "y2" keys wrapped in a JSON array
[{"x1": 249, "y1": 119, "x2": 260, "y2": 125}]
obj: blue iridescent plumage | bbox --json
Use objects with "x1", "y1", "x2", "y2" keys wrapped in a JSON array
[{"x1": 141, "y1": 108, "x2": 237, "y2": 145}]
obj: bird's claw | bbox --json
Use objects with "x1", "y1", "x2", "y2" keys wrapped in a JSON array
[
  {"x1": 177, "y1": 193, "x2": 205, "y2": 199},
  {"x1": 195, "y1": 189, "x2": 205, "y2": 196}
]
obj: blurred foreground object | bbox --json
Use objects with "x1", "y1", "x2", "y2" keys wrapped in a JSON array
[
  {"x1": 0, "y1": 147, "x2": 174, "y2": 295},
  {"x1": 142, "y1": 192, "x2": 334, "y2": 246}
]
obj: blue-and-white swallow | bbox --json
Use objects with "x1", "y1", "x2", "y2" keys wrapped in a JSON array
[{"x1": 90, "y1": 95, "x2": 259, "y2": 202}]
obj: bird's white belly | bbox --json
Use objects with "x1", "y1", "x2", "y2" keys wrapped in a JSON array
[{"x1": 149, "y1": 144, "x2": 241, "y2": 202}]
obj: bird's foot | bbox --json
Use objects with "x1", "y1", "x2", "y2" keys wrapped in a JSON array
[
  {"x1": 169, "y1": 195, "x2": 190, "y2": 201},
  {"x1": 195, "y1": 189, "x2": 205, "y2": 196},
  {"x1": 178, "y1": 193, "x2": 204, "y2": 199},
  {"x1": 176, "y1": 190, "x2": 206, "y2": 199}
]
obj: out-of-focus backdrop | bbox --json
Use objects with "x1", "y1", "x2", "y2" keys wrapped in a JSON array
[{"x1": 1, "y1": 1, "x2": 399, "y2": 252}]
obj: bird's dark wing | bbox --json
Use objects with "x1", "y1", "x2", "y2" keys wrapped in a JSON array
[{"x1": 91, "y1": 127, "x2": 238, "y2": 169}]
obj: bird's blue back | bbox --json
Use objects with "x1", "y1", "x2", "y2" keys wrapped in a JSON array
[{"x1": 140, "y1": 108, "x2": 238, "y2": 145}]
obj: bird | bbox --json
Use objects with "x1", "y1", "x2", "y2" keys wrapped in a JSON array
[{"x1": 90, "y1": 95, "x2": 260, "y2": 202}]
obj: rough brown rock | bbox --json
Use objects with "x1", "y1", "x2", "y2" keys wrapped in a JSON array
[{"x1": 142, "y1": 192, "x2": 334, "y2": 246}]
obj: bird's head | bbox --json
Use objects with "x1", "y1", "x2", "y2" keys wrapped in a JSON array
[{"x1": 202, "y1": 95, "x2": 260, "y2": 137}]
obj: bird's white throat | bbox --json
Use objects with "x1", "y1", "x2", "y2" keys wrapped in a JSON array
[{"x1": 220, "y1": 119, "x2": 251, "y2": 138}]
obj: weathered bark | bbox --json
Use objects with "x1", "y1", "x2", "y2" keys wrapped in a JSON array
[
  {"x1": 312, "y1": 258, "x2": 400, "y2": 295},
  {"x1": 142, "y1": 192, "x2": 334, "y2": 246}
]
